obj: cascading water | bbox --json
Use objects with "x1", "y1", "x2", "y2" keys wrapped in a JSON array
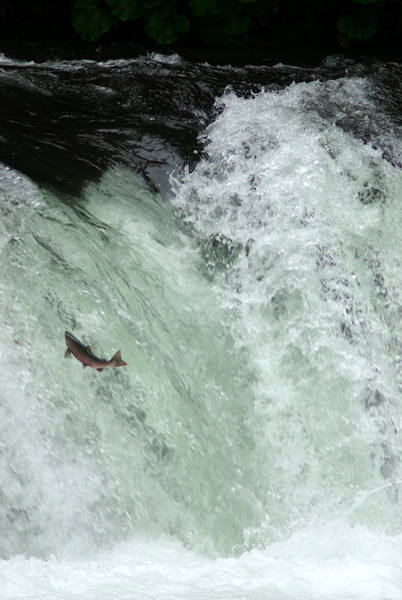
[
  {"x1": 171, "y1": 79, "x2": 402, "y2": 543},
  {"x1": 0, "y1": 163, "x2": 262, "y2": 560},
  {"x1": 0, "y1": 50, "x2": 402, "y2": 599}
]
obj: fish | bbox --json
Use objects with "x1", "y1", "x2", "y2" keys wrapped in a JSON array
[{"x1": 64, "y1": 331, "x2": 127, "y2": 372}]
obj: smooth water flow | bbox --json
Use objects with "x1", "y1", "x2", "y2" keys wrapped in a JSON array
[
  {"x1": 0, "y1": 164, "x2": 259, "y2": 560},
  {"x1": 1, "y1": 53, "x2": 402, "y2": 599}
]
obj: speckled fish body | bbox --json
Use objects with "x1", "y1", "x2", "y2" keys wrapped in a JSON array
[{"x1": 64, "y1": 331, "x2": 127, "y2": 372}]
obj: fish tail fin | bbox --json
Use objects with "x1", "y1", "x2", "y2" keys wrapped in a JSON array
[
  {"x1": 64, "y1": 349, "x2": 71, "y2": 359},
  {"x1": 113, "y1": 350, "x2": 127, "y2": 367}
]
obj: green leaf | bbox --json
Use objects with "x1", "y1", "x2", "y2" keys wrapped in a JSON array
[
  {"x1": 141, "y1": 0, "x2": 164, "y2": 9},
  {"x1": 198, "y1": 13, "x2": 249, "y2": 46},
  {"x1": 218, "y1": 0, "x2": 241, "y2": 19},
  {"x1": 338, "y1": 31, "x2": 351, "y2": 47},
  {"x1": 71, "y1": 0, "x2": 115, "y2": 41},
  {"x1": 244, "y1": 0, "x2": 272, "y2": 18},
  {"x1": 172, "y1": 14, "x2": 190, "y2": 33},
  {"x1": 188, "y1": 0, "x2": 219, "y2": 17},
  {"x1": 223, "y1": 14, "x2": 251, "y2": 35},
  {"x1": 145, "y1": 6, "x2": 190, "y2": 44},
  {"x1": 337, "y1": 12, "x2": 378, "y2": 39},
  {"x1": 106, "y1": 0, "x2": 145, "y2": 20}
]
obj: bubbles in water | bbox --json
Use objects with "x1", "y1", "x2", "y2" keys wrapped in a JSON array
[{"x1": 172, "y1": 80, "x2": 402, "y2": 539}]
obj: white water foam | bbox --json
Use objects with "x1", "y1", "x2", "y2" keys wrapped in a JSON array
[
  {"x1": 2, "y1": 74, "x2": 402, "y2": 600},
  {"x1": 2, "y1": 524, "x2": 402, "y2": 600}
]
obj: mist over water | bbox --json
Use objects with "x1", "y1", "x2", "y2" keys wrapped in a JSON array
[{"x1": 1, "y1": 52, "x2": 402, "y2": 599}]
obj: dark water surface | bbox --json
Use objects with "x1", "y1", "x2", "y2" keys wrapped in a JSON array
[{"x1": 2, "y1": 43, "x2": 397, "y2": 196}]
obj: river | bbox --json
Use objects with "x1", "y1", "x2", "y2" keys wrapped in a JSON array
[{"x1": 1, "y1": 46, "x2": 402, "y2": 599}]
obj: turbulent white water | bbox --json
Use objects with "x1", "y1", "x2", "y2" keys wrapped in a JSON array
[
  {"x1": 172, "y1": 79, "x2": 402, "y2": 540},
  {"x1": 1, "y1": 66, "x2": 402, "y2": 599}
]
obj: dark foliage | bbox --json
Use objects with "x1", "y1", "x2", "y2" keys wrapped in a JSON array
[{"x1": 0, "y1": 0, "x2": 400, "y2": 49}]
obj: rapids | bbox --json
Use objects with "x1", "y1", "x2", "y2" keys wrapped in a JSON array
[{"x1": 0, "y1": 48, "x2": 402, "y2": 599}]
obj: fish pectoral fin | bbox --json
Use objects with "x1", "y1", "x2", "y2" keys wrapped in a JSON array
[
  {"x1": 64, "y1": 349, "x2": 71, "y2": 359},
  {"x1": 82, "y1": 364, "x2": 87, "y2": 369},
  {"x1": 86, "y1": 345, "x2": 93, "y2": 352},
  {"x1": 97, "y1": 368, "x2": 104, "y2": 372}
]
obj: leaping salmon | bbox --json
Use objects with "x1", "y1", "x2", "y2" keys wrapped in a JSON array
[{"x1": 64, "y1": 331, "x2": 127, "y2": 372}]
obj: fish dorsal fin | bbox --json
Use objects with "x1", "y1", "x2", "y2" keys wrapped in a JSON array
[
  {"x1": 86, "y1": 345, "x2": 93, "y2": 352},
  {"x1": 64, "y1": 349, "x2": 71, "y2": 359}
]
